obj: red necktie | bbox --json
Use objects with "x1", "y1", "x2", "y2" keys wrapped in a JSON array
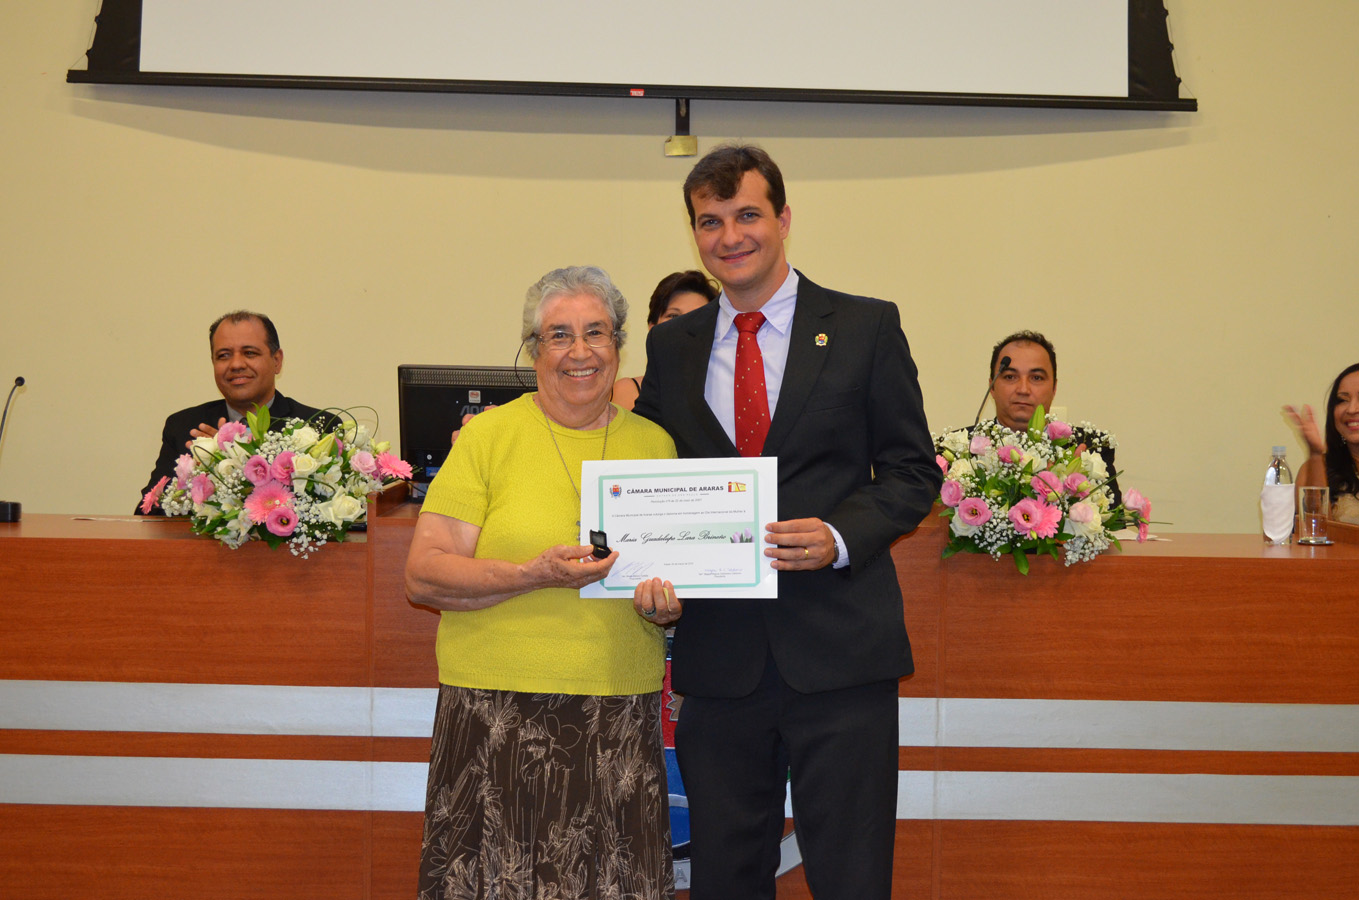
[{"x1": 733, "y1": 312, "x2": 770, "y2": 457}]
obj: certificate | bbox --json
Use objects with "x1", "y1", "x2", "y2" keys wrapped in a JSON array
[{"x1": 578, "y1": 456, "x2": 778, "y2": 599}]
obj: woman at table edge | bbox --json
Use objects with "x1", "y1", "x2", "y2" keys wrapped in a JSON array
[{"x1": 1285, "y1": 361, "x2": 1359, "y2": 524}]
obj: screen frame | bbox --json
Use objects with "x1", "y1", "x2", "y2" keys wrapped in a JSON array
[{"x1": 68, "y1": 0, "x2": 1196, "y2": 112}]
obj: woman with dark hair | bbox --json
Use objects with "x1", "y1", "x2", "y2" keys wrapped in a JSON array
[
  {"x1": 611, "y1": 270, "x2": 719, "y2": 411},
  {"x1": 1285, "y1": 362, "x2": 1359, "y2": 523}
]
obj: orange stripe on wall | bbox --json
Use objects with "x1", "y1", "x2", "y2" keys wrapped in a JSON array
[
  {"x1": 0, "y1": 805, "x2": 378, "y2": 900},
  {"x1": 897, "y1": 746, "x2": 1359, "y2": 776},
  {"x1": 0, "y1": 730, "x2": 433, "y2": 762},
  {"x1": 767, "y1": 821, "x2": 1359, "y2": 900},
  {"x1": 892, "y1": 530, "x2": 1359, "y2": 705}
]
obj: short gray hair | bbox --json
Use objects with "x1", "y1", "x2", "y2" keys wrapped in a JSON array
[{"x1": 521, "y1": 266, "x2": 628, "y2": 359}]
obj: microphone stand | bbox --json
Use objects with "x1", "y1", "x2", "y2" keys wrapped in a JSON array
[{"x1": 972, "y1": 356, "x2": 1010, "y2": 427}]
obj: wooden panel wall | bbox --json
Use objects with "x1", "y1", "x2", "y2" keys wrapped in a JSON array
[{"x1": 3, "y1": 507, "x2": 1357, "y2": 900}]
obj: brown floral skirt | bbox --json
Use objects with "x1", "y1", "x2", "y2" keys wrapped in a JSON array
[{"x1": 417, "y1": 685, "x2": 675, "y2": 900}]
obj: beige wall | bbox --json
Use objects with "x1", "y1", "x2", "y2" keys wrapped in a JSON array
[{"x1": 1, "y1": 2, "x2": 1354, "y2": 531}]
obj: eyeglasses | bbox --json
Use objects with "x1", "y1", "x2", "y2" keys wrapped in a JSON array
[{"x1": 535, "y1": 328, "x2": 617, "y2": 351}]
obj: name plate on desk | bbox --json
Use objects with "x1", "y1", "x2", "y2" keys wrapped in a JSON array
[{"x1": 579, "y1": 457, "x2": 778, "y2": 599}]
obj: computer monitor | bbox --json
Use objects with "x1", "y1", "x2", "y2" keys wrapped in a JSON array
[{"x1": 397, "y1": 364, "x2": 537, "y2": 484}]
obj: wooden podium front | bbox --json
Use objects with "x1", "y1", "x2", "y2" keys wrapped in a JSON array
[
  {"x1": 2, "y1": 500, "x2": 1356, "y2": 899},
  {"x1": 0, "y1": 492, "x2": 434, "y2": 900}
]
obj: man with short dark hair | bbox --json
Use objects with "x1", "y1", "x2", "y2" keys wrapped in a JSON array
[
  {"x1": 987, "y1": 330, "x2": 1059, "y2": 433},
  {"x1": 632, "y1": 144, "x2": 941, "y2": 900},
  {"x1": 981, "y1": 330, "x2": 1120, "y2": 505},
  {"x1": 134, "y1": 311, "x2": 329, "y2": 514}
]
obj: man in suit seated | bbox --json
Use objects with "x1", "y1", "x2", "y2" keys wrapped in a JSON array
[
  {"x1": 982, "y1": 329, "x2": 1121, "y2": 506},
  {"x1": 135, "y1": 310, "x2": 329, "y2": 514}
]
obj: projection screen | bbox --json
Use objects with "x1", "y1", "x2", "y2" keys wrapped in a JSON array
[{"x1": 69, "y1": 0, "x2": 1194, "y2": 111}]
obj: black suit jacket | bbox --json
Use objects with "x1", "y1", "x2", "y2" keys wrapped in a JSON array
[
  {"x1": 633, "y1": 272, "x2": 942, "y2": 697},
  {"x1": 134, "y1": 393, "x2": 330, "y2": 515}
]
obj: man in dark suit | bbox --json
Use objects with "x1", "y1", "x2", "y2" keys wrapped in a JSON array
[
  {"x1": 631, "y1": 145, "x2": 941, "y2": 899},
  {"x1": 981, "y1": 330, "x2": 1121, "y2": 506},
  {"x1": 135, "y1": 311, "x2": 328, "y2": 514}
]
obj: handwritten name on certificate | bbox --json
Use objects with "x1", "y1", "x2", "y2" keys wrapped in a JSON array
[{"x1": 578, "y1": 457, "x2": 778, "y2": 599}]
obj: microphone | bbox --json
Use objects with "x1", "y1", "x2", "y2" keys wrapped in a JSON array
[
  {"x1": 1, "y1": 376, "x2": 26, "y2": 523},
  {"x1": 972, "y1": 356, "x2": 1010, "y2": 427}
]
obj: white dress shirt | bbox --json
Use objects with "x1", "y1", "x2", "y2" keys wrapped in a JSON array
[{"x1": 703, "y1": 266, "x2": 849, "y2": 568}]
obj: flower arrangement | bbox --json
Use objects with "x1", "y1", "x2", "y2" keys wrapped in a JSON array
[
  {"x1": 933, "y1": 407, "x2": 1152, "y2": 574},
  {"x1": 140, "y1": 407, "x2": 412, "y2": 557}
]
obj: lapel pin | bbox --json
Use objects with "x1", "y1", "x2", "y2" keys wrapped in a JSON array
[{"x1": 814, "y1": 333, "x2": 828, "y2": 347}]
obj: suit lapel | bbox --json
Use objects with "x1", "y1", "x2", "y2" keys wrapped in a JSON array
[
  {"x1": 678, "y1": 304, "x2": 737, "y2": 455},
  {"x1": 763, "y1": 273, "x2": 834, "y2": 454}
]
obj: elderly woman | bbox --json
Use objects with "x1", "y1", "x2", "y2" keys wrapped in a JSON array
[
  {"x1": 405, "y1": 266, "x2": 678, "y2": 898},
  {"x1": 1286, "y1": 362, "x2": 1359, "y2": 524}
]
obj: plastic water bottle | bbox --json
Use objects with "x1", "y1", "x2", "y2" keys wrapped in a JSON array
[{"x1": 1261, "y1": 446, "x2": 1293, "y2": 544}]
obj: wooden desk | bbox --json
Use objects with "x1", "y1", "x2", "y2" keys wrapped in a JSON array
[
  {"x1": 870, "y1": 519, "x2": 1359, "y2": 900},
  {"x1": 2, "y1": 506, "x2": 1356, "y2": 899},
  {"x1": 0, "y1": 496, "x2": 433, "y2": 900}
]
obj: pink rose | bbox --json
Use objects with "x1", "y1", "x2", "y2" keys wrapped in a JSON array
[
  {"x1": 1065, "y1": 500, "x2": 1101, "y2": 539},
  {"x1": 216, "y1": 421, "x2": 250, "y2": 449},
  {"x1": 174, "y1": 453, "x2": 196, "y2": 488},
  {"x1": 140, "y1": 476, "x2": 169, "y2": 514},
  {"x1": 351, "y1": 450, "x2": 377, "y2": 476},
  {"x1": 1009, "y1": 497, "x2": 1062, "y2": 540},
  {"x1": 969, "y1": 434, "x2": 992, "y2": 454},
  {"x1": 376, "y1": 451, "x2": 413, "y2": 481},
  {"x1": 1067, "y1": 501, "x2": 1096, "y2": 526},
  {"x1": 244, "y1": 454, "x2": 274, "y2": 486},
  {"x1": 1124, "y1": 489, "x2": 1151, "y2": 518},
  {"x1": 1123, "y1": 489, "x2": 1152, "y2": 542},
  {"x1": 957, "y1": 497, "x2": 992, "y2": 527},
  {"x1": 269, "y1": 451, "x2": 296, "y2": 484},
  {"x1": 998, "y1": 445, "x2": 1023, "y2": 465},
  {"x1": 936, "y1": 454, "x2": 949, "y2": 475},
  {"x1": 265, "y1": 504, "x2": 298, "y2": 537},
  {"x1": 190, "y1": 473, "x2": 215, "y2": 505},
  {"x1": 1063, "y1": 472, "x2": 1090, "y2": 497},
  {"x1": 939, "y1": 480, "x2": 964, "y2": 508},
  {"x1": 243, "y1": 482, "x2": 293, "y2": 524},
  {"x1": 1030, "y1": 470, "x2": 1063, "y2": 500},
  {"x1": 1045, "y1": 420, "x2": 1074, "y2": 441}
]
